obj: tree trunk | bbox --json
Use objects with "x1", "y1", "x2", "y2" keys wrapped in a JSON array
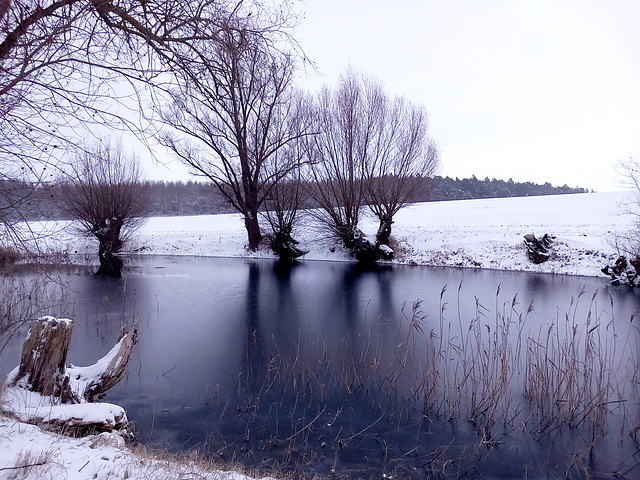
[
  {"x1": 375, "y1": 215, "x2": 394, "y2": 247},
  {"x1": 9, "y1": 317, "x2": 138, "y2": 405},
  {"x1": 244, "y1": 211, "x2": 262, "y2": 251},
  {"x1": 96, "y1": 250, "x2": 123, "y2": 277},
  {"x1": 11, "y1": 316, "x2": 74, "y2": 399},
  {"x1": 96, "y1": 219, "x2": 124, "y2": 276}
]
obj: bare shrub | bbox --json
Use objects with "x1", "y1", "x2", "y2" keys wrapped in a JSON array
[{"x1": 614, "y1": 156, "x2": 640, "y2": 259}]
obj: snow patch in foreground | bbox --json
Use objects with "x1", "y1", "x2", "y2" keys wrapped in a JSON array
[{"x1": 0, "y1": 416, "x2": 271, "y2": 480}]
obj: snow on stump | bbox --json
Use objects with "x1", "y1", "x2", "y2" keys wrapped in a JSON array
[
  {"x1": 7, "y1": 316, "x2": 137, "y2": 433},
  {"x1": 601, "y1": 256, "x2": 640, "y2": 287},
  {"x1": 68, "y1": 323, "x2": 138, "y2": 402},
  {"x1": 524, "y1": 233, "x2": 554, "y2": 264}
]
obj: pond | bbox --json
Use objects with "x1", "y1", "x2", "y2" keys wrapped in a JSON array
[{"x1": 2, "y1": 256, "x2": 640, "y2": 479}]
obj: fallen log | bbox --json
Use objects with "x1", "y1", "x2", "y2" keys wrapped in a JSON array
[{"x1": 26, "y1": 402, "x2": 128, "y2": 434}]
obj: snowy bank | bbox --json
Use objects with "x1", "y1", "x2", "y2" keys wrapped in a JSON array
[
  {"x1": 0, "y1": 416, "x2": 274, "y2": 480},
  {"x1": 29, "y1": 191, "x2": 637, "y2": 278}
]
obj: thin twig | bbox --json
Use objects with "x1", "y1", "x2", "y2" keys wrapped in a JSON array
[
  {"x1": 0, "y1": 462, "x2": 47, "y2": 472},
  {"x1": 161, "y1": 363, "x2": 178, "y2": 376}
]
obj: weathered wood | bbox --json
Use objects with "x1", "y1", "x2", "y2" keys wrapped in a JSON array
[
  {"x1": 68, "y1": 323, "x2": 138, "y2": 402},
  {"x1": 602, "y1": 255, "x2": 640, "y2": 286},
  {"x1": 8, "y1": 316, "x2": 138, "y2": 432},
  {"x1": 26, "y1": 402, "x2": 128, "y2": 434},
  {"x1": 524, "y1": 233, "x2": 554, "y2": 264},
  {"x1": 11, "y1": 316, "x2": 73, "y2": 397}
]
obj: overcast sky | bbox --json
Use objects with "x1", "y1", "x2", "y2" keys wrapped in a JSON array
[
  {"x1": 148, "y1": 0, "x2": 640, "y2": 191},
  {"x1": 289, "y1": 0, "x2": 640, "y2": 191}
]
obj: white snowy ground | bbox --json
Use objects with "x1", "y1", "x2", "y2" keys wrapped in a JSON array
[
  {"x1": 30, "y1": 190, "x2": 637, "y2": 277},
  {"x1": 0, "y1": 415, "x2": 267, "y2": 480},
  {"x1": 1, "y1": 190, "x2": 637, "y2": 479}
]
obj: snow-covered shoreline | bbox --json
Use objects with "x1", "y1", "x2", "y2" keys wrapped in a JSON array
[
  {"x1": 30, "y1": 191, "x2": 637, "y2": 278},
  {"x1": 2, "y1": 191, "x2": 637, "y2": 479}
]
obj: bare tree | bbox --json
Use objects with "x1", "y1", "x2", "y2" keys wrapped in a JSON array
[
  {"x1": 262, "y1": 157, "x2": 308, "y2": 263},
  {"x1": 159, "y1": 15, "x2": 310, "y2": 251},
  {"x1": 1, "y1": 0, "x2": 300, "y2": 252},
  {"x1": 615, "y1": 156, "x2": 640, "y2": 259},
  {"x1": 305, "y1": 71, "x2": 386, "y2": 261},
  {"x1": 62, "y1": 141, "x2": 149, "y2": 276},
  {"x1": 365, "y1": 96, "x2": 440, "y2": 251},
  {"x1": 305, "y1": 71, "x2": 439, "y2": 262}
]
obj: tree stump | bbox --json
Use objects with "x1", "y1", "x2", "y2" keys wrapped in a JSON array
[
  {"x1": 11, "y1": 316, "x2": 74, "y2": 398},
  {"x1": 524, "y1": 233, "x2": 554, "y2": 264},
  {"x1": 9, "y1": 317, "x2": 138, "y2": 405},
  {"x1": 6, "y1": 317, "x2": 138, "y2": 432},
  {"x1": 69, "y1": 323, "x2": 138, "y2": 402}
]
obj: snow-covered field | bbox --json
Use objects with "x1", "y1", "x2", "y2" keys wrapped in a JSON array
[
  {"x1": 35, "y1": 190, "x2": 637, "y2": 277},
  {"x1": 1, "y1": 190, "x2": 638, "y2": 479}
]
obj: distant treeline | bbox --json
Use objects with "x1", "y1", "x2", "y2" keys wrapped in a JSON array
[
  {"x1": 4, "y1": 176, "x2": 588, "y2": 221},
  {"x1": 427, "y1": 175, "x2": 588, "y2": 201}
]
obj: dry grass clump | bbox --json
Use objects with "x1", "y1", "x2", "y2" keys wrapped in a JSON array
[
  {"x1": 2, "y1": 449, "x2": 57, "y2": 480},
  {"x1": 524, "y1": 288, "x2": 622, "y2": 436},
  {"x1": 126, "y1": 443, "x2": 302, "y2": 480},
  {"x1": 414, "y1": 284, "x2": 639, "y2": 442},
  {"x1": 420, "y1": 283, "x2": 529, "y2": 438}
]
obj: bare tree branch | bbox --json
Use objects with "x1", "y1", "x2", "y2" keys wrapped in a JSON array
[
  {"x1": 159, "y1": 13, "x2": 311, "y2": 250},
  {"x1": 305, "y1": 70, "x2": 378, "y2": 252}
]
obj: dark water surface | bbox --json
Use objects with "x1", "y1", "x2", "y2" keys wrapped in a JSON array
[{"x1": 3, "y1": 256, "x2": 640, "y2": 479}]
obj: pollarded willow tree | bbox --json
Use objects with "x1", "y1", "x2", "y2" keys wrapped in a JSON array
[
  {"x1": 62, "y1": 141, "x2": 149, "y2": 276},
  {"x1": 261, "y1": 131, "x2": 310, "y2": 263},
  {"x1": 365, "y1": 95, "x2": 440, "y2": 250},
  {"x1": 0, "y1": 0, "x2": 172, "y2": 248},
  {"x1": 306, "y1": 70, "x2": 439, "y2": 261},
  {"x1": 305, "y1": 71, "x2": 381, "y2": 257},
  {"x1": 159, "y1": 13, "x2": 311, "y2": 251}
]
